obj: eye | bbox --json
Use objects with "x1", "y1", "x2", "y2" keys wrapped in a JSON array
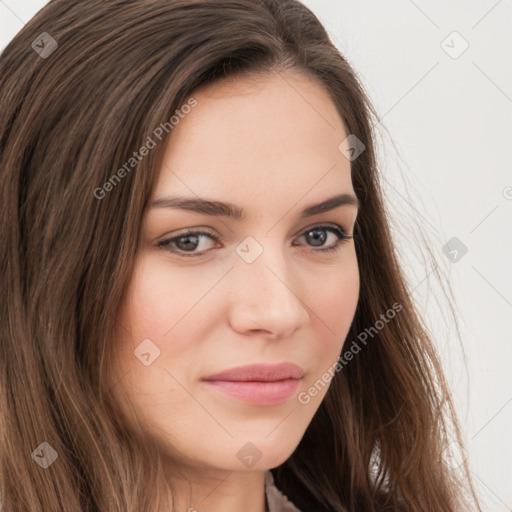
[
  {"x1": 156, "y1": 224, "x2": 353, "y2": 258},
  {"x1": 157, "y1": 229, "x2": 221, "y2": 257},
  {"x1": 293, "y1": 225, "x2": 353, "y2": 254}
]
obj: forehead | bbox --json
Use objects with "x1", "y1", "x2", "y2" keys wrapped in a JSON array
[{"x1": 155, "y1": 70, "x2": 353, "y2": 211}]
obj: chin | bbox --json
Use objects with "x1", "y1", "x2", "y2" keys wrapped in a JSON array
[{"x1": 222, "y1": 435, "x2": 302, "y2": 472}]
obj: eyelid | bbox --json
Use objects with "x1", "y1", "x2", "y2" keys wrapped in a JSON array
[
  {"x1": 157, "y1": 222, "x2": 351, "y2": 242},
  {"x1": 299, "y1": 221, "x2": 352, "y2": 237}
]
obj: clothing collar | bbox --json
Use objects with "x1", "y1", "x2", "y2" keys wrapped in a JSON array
[{"x1": 264, "y1": 470, "x2": 302, "y2": 512}]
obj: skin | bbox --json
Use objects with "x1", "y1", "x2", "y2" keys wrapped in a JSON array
[{"x1": 110, "y1": 69, "x2": 360, "y2": 512}]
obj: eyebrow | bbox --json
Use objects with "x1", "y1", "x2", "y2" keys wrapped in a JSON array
[{"x1": 149, "y1": 193, "x2": 359, "y2": 220}]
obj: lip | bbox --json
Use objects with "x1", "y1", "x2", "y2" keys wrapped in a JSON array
[
  {"x1": 202, "y1": 362, "x2": 305, "y2": 382},
  {"x1": 202, "y1": 363, "x2": 304, "y2": 406}
]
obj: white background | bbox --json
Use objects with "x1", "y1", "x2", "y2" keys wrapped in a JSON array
[{"x1": 1, "y1": 1, "x2": 511, "y2": 510}]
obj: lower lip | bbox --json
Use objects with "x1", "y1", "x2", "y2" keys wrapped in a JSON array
[{"x1": 202, "y1": 378, "x2": 301, "y2": 405}]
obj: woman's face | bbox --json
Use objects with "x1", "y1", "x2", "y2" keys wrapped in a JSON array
[{"x1": 111, "y1": 70, "x2": 360, "y2": 473}]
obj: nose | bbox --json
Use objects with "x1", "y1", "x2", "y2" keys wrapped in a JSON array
[{"x1": 227, "y1": 239, "x2": 310, "y2": 339}]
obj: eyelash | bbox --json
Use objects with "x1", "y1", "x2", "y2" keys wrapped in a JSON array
[{"x1": 156, "y1": 224, "x2": 353, "y2": 259}]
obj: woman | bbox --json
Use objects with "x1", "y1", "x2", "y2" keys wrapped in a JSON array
[{"x1": 0, "y1": 0, "x2": 481, "y2": 511}]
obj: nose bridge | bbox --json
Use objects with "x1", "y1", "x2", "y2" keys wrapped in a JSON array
[
  {"x1": 227, "y1": 234, "x2": 309, "y2": 335},
  {"x1": 235, "y1": 235, "x2": 292, "y2": 294}
]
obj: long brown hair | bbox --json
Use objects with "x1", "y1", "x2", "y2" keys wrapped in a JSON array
[{"x1": 0, "y1": 0, "x2": 481, "y2": 510}]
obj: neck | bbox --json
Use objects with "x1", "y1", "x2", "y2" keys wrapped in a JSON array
[{"x1": 165, "y1": 467, "x2": 268, "y2": 512}]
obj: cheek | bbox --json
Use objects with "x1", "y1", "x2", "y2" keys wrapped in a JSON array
[
  {"x1": 121, "y1": 256, "x2": 208, "y2": 340},
  {"x1": 306, "y1": 259, "x2": 360, "y2": 369},
  {"x1": 314, "y1": 258, "x2": 359, "y2": 329},
  {"x1": 112, "y1": 255, "x2": 225, "y2": 392},
  {"x1": 108, "y1": 258, "x2": 200, "y2": 434}
]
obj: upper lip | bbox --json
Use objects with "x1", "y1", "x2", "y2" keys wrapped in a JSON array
[{"x1": 202, "y1": 363, "x2": 304, "y2": 382}]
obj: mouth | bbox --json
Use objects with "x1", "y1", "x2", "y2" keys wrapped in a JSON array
[{"x1": 201, "y1": 362, "x2": 304, "y2": 406}]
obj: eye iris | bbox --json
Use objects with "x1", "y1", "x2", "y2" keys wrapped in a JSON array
[
  {"x1": 306, "y1": 228, "x2": 327, "y2": 247},
  {"x1": 176, "y1": 234, "x2": 200, "y2": 251}
]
